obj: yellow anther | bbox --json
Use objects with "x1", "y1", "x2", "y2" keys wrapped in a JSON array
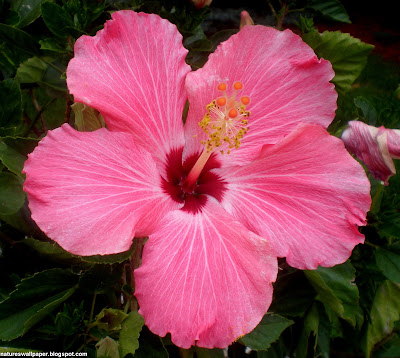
[{"x1": 197, "y1": 81, "x2": 251, "y2": 155}]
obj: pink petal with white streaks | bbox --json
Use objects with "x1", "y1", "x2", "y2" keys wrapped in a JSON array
[
  {"x1": 67, "y1": 11, "x2": 190, "y2": 165},
  {"x1": 134, "y1": 199, "x2": 277, "y2": 348},
  {"x1": 217, "y1": 123, "x2": 370, "y2": 270},
  {"x1": 386, "y1": 128, "x2": 400, "y2": 158},
  {"x1": 184, "y1": 25, "x2": 337, "y2": 165},
  {"x1": 23, "y1": 125, "x2": 178, "y2": 256},
  {"x1": 342, "y1": 121, "x2": 397, "y2": 184}
]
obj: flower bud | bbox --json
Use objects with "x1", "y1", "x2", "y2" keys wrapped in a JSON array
[
  {"x1": 191, "y1": 0, "x2": 212, "y2": 9},
  {"x1": 240, "y1": 11, "x2": 254, "y2": 28},
  {"x1": 342, "y1": 121, "x2": 400, "y2": 185}
]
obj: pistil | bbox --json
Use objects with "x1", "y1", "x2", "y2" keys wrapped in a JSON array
[
  {"x1": 185, "y1": 149, "x2": 213, "y2": 189},
  {"x1": 184, "y1": 81, "x2": 251, "y2": 188}
]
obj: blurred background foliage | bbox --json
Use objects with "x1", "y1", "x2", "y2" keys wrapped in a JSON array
[{"x1": 1, "y1": 0, "x2": 400, "y2": 356}]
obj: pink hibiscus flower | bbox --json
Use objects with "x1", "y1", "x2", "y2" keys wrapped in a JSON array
[
  {"x1": 342, "y1": 120, "x2": 400, "y2": 185},
  {"x1": 23, "y1": 11, "x2": 371, "y2": 348}
]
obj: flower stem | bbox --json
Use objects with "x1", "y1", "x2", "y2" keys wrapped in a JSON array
[
  {"x1": 83, "y1": 292, "x2": 97, "y2": 350},
  {"x1": 266, "y1": 0, "x2": 278, "y2": 19}
]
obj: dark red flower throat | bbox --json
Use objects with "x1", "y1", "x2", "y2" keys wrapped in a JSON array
[{"x1": 162, "y1": 148, "x2": 227, "y2": 213}]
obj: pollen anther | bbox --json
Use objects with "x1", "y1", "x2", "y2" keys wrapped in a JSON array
[
  {"x1": 217, "y1": 83, "x2": 227, "y2": 91},
  {"x1": 229, "y1": 109, "x2": 238, "y2": 118},
  {"x1": 198, "y1": 81, "x2": 251, "y2": 155},
  {"x1": 233, "y1": 81, "x2": 243, "y2": 90},
  {"x1": 217, "y1": 97, "x2": 227, "y2": 106},
  {"x1": 241, "y1": 96, "x2": 250, "y2": 105}
]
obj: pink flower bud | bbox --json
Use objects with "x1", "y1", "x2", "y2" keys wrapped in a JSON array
[
  {"x1": 342, "y1": 121, "x2": 400, "y2": 185},
  {"x1": 240, "y1": 11, "x2": 254, "y2": 28},
  {"x1": 191, "y1": 0, "x2": 212, "y2": 9}
]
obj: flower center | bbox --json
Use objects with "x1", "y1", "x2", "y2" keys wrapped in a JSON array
[
  {"x1": 162, "y1": 82, "x2": 250, "y2": 213},
  {"x1": 162, "y1": 148, "x2": 226, "y2": 213},
  {"x1": 185, "y1": 81, "x2": 251, "y2": 188}
]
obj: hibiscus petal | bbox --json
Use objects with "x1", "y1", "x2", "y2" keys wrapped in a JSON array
[
  {"x1": 217, "y1": 123, "x2": 370, "y2": 270},
  {"x1": 134, "y1": 199, "x2": 277, "y2": 348},
  {"x1": 184, "y1": 25, "x2": 336, "y2": 164},
  {"x1": 385, "y1": 128, "x2": 400, "y2": 158},
  {"x1": 67, "y1": 11, "x2": 190, "y2": 164},
  {"x1": 341, "y1": 121, "x2": 398, "y2": 184},
  {"x1": 23, "y1": 124, "x2": 178, "y2": 256}
]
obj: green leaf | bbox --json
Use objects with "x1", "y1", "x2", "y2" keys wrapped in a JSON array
[
  {"x1": 304, "y1": 304, "x2": 319, "y2": 339},
  {"x1": 183, "y1": 25, "x2": 212, "y2": 51},
  {"x1": 0, "y1": 201, "x2": 36, "y2": 234},
  {"x1": 0, "y1": 38, "x2": 32, "y2": 79},
  {"x1": 134, "y1": 331, "x2": 169, "y2": 358},
  {"x1": 375, "y1": 161, "x2": 400, "y2": 238},
  {"x1": 295, "y1": 304, "x2": 319, "y2": 358},
  {"x1": 185, "y1": 29, "x2": 238, "y2": 70},
  {"x1": 0, "y1": 79, "x2": 22, "y2": 131},
  {"x1": 0, "y1": 268, "x2": 78, "y2": 340},
  {"x1": 41, "y1": 1, "x2": 76, "y2": 38},
  {"x1": 21, "y1": 238, "x2": 132, "y2": 268},
  {"x1": 65, "y1": 0, "x2": 80, "y2": 15},
  {"x1": 16, "y1": 56, "x2": 47, "y2": 83},
  {"x1": 72, "y1": 102, "x2": 106, "y2": 132},
  {"x1": 304, "y1": 261, "x2": 361, "y2": 326},
  {"x1": 307, "y1": 0, "x2": 351, "y2": 23},
  {"x1": 364, "y1": 281, "x2": 400, "y2": 357},
  {"x1": 4, "y1": 10, "x2": 21, "y2": 26},
  {"x1": 11, "y1": 0, "x2": 48, "y2": 28},
  {"x1": 316, "y1": 308, "x2": 331, "y2": 358},
  {"x1": 302, "y1": 31, "x2": 374, "y2": 96},
  {"x1": 16, "y1": 57, "x2": 67, "y2": 91},
  {"x1": 0, "y1": 24, "x2": 39, "y2": 55},
  {"x1": 79, "y1": 264, "x2": 123, "y2": 294},
  {"x1": 21, "y1": 237, "x2": 86, "y2": 265},
  {"x1": 375, "y1": 334, "x2": 400, "y2": 357},
  {"x1": 39, "y1": 38, "x2": 71, "y2": 53},
  {"x1": 269, "y1": 270, "x2": 316, "y2": 317},
  {"x1": 0, "y1": 172, "x2": 25, "y2": 215},
  {"x1": 354, "y1": 97, "x2": 378, "y2": 126},
  {"x1": 80, "y1": 242, "x2": 135, "y2": 264},
  {"x1": 21, "y1": 87, "x2": 67, "y2": 133},
  {"x1": 240, "y1": 313, "x2": 294, "y2": 351},
  {"x1": 297, "y1": 15, "x2": 317, "y2": 34},
  {"x1": 96, "y1": 336, "x2": 120, "y2": 358},
  {"x1": 0, "y1": 137, "x2": 38, "y2": 176},
  {"x1": 375, "y1": 244, "x2": 400, "y2": 283},
  {"x1": 194, "y1": 348, "x2": 225, "y2": 358},
  {"x1": 92, "y1": 308, "x2": 128, "y2": 333},
  {"x1": 54, "y1": 301, "x2": 85, "y2": 336},
  {"x1": 119, "y1": 311, "x2": 145, "y2": 357}
]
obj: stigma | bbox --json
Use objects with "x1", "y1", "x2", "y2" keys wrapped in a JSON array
[{"x1": 199, "y1": 81, "x2": 251, "y2": 155}]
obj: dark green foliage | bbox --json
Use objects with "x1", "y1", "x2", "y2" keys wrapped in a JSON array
[
  {"x1": 11, "y1": 0, "x2": 48, "y2": 28},
  {"x1": 302, "y1": 30, "x2": 374, "y2": 97},
  {"x1": 0, "y1": 268, "x2": 78, "y2": 341},
  {"x1": 307, "y1": 0, "x2": 351, "y2": 23},
  {"x1": 0, "y1": 79, "x2": 22, "y2": 134},
  {"x1": 240, "y1": 314, "x2": 294, "y2": 350}
]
